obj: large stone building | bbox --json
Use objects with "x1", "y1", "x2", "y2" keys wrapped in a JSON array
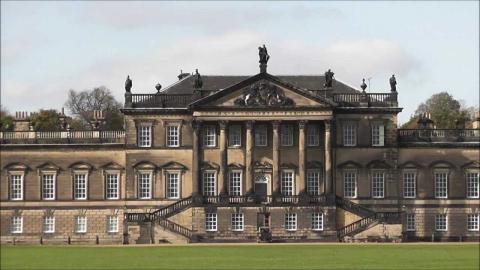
[{"x1": 1, "y1": 49, "x2": 479, "y2": 244}]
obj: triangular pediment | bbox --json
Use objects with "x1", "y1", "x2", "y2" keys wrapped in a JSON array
[{"x1": 190, "y1": 73, "x2": 336, "y2": 109}]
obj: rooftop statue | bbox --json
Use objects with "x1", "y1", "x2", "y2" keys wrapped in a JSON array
[
  {"x1": 258, "y1": 44, "x2": 270, "y2": 64},
  {"x1": 125, "y1": 75, "x2": 132, "y2": 92},
  {"x1": 193, "y1": 69, "x2": 203, "y2": 89},
  {"x1": 324, "y1": 69, "x2": 334, "y2": 88},
  {"x1": 390, "y1": 74, "x2": 397, "y2": 92}
]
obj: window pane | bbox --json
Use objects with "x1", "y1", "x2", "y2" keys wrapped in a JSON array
[
  {"x1": 138, "y1": 173, "x2": 151, "y2": 199},
  {"x1": 406, "y1": 214, "x2": 415, "y2": 231},
  {"x1": 166, "y1": 126, "x2": 180, "y2": 147},
  {"x1": 138, "y1": 125, "x2": 151, "y2": 147},
  {"x1": 106, "y1": 174, "x2": 119, "y2": 199},
  {"x1": 166, "y1": 173, "x2": 179, "y2": 199},
  {"x1": 44, "y1": 216, "x2": 55, "y2": 233},
  {"x1": 75, "y1": 216, "x2": 87, "y2": 233},
  {"x1": 228, "y1": 125, "x2": 241, "y2": 147},
  {"x1": 344, "y1": 171, "x2": 357, "y2": 198},
  {"x1": 435, "y1": 214, "x2": 447, "y2": 231},
  {"x1": 403, "y1": 172, "x2": 416, "y2": 198},
  {"x1": 343, "y1": 124, "x2": 356, "y2": 146},
  {"x1": 311, "y1": 212, "x2": 324, "y2": 231},
  {"x1": 74, "y1": 174, "x2": 87, "y2": 200},
  {"x1": 205, "y1": 213, "x2": 217, "y2": 231},
  {"x1": 107, "y1": 216, "x2": 118, "y2": 233},
  {"x1": 255, "y1": 125, "x2": 268, "y2": 146},
  {"x1": 203, "y1": 172, "x2": 216, "y2": 196},
  {"x1": 281, "y1": 171, "x2": 294, "y2": 196},
  {"x1": 307, "y1": 124, "x2": 320, "y2": 146},
  {"x1": 231, "y1": 213, "x2": 244, "y2": 231},
  {"x1": 11, "y1": 216, "x2": 22, "y2": 233},
  {"x1": 42, "y1": 174, "x2": 55, "y2": 200},
  {"x1": 281, "y1": 125, "x2": 293, "y2": 146},
  {"x1": 466, "y1": 172, "x2": 479, "y2": 198},
  {"x1": 285, "y1": 213, "x2": 297, "y2": 231},
  {"x1": 467, "y1": 214, "x2": 479, "y2": 231},
  {"x1": 307, "y1": 171, "x2": 321, "y2": 196},
  {"x1": 9, "y1": 174, "x2": 23, "y2": 200},
  {"x1": 229, "y1": 171, "x2": 242, "y2": 196},
  {"x1": 203, "y1": 126, "x2": 216, "y2": 147},
  {"x1": 435, "y1": 172, "x2": 448, "y2": 198},
  {"x1": 372, "y1": 124, "x2": 385, "y2": 146},
  {"x1": 372, "y1": 172, "x2": 385, "y2": 198}
]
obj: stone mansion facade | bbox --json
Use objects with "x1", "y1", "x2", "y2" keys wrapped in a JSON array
[{"x1": 1, "y1": 51, "x2": 479, "y2": 244}]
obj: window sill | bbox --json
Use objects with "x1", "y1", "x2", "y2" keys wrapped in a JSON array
[
  {"x1": 228, "y1": 146, "x2": 242, "y2": 149},
  {"x1": 311, "y1": 229, "x2": 324, "y2": 232}
]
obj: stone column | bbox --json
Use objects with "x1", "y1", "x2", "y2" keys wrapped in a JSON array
[
  {"x1": 324, "y1": 120, "x2": 332, "y2": 194},
  {"x1": 219, "y1": 120, "x2": 228, "y2": 195},
  {"x1": 191, "y1": 120, "x2": 201, "y2": 195},
  {"x1": 298, "y1": 120, "x2": 307, "y2": 195},
  {"x1": 245, "y1": 121, "x2": 254, "y2": 195},
  {"x1": 272, "y1": 121, "x2": 281, "y2": 194}
]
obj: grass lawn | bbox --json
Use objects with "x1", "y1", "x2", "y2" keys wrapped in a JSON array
[{"x1": 1, "y1": 244, "x2": 479, "y2": 270}]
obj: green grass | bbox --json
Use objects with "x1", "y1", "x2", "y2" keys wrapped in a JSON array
[{"x1": 1, "y1": 244, "x2": 479, "y2": 270}]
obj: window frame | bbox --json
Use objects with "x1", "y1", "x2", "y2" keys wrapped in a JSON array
[
  {"x1": 9, "y1": 173, "x2": 24, "y2": 201},
  {"x1": 280, "y1": 124, "x2": 294, "y2": 147},
  {"x1": 11, "y1": 216, "x2": 23, "y2": 234},
  {"x1": 166, "y1": 125, "x2": 180, "y2": 147},
  {"x1": 41, "y1": 172, "x2": 56, "y2": 200},
  {"x1": 75, "y1": 216, "x2": 87, "y2": 233},
  {"x1": 406, "y1": 213, "x2": 416, "y2": 231},
  {"x1": 435, "y1": 214, "x2": 448, "y2": 232},
  {"x1": 255, "y1": 124, "x2": 268, "y2": 147},
  {"x1": 231, "y1": 213, "x2": 244, "y2": 231},
  {"x1": 203, "y1": 125, "x2": 217, "y2": 147},
  {"x1": 137, "y1": 124, "x2": 152, "y2": 148},
  {"x1": 311, "y1": 212, "x2": 324, "y2": 231},
  {"x1": 284, "y1": 213, "x2": 297, "y2": 231},
  {"x1": 43, "y1": 216, "x2": 55, "y2": 234},
  {"x1": 306, "y1": 170, "x2": 321, "y2": 196},
  {"x1": 344, "y1": 170, "x2": 357, "y2": 198},
  {"x1": 371, "y1": 170, "x2": 385, "y2": 199},
  {"x1": 281, "y1": 170, "x2": 295, "y2": 196},
  {"x1": 403, "y1": 170, "x2": 417, "y2": 199},
  {"x1": 228, "y1": 124, "x2": 242, "y2": 147},
  {"x1": 306, "y1": 124, "x2": 320, "y2": 147},
  {"x1": 137, "y1": 171, "x2": 153, "y2": 199},
  {"x1": 107, "y1": 215, "x2": 119, "y2": 233},
  {"x1": 228, "y1": 170, "x2": 242, "y2": 196},
  {"x1": 205, "y1": 213, "x2": 217, "y2": 232},
  {"x1": 371, "y1": 122, "x2": 385, "y2": 147},
  {"x1": 466, "y1": 170, "x2": 479, "y2": 199},
  {"x1": 434, "y1": 170, "x2": 449, "y2": 199},
  {"x1": 166, "y1": 171, "x2": 181, "y2": 199},
  {"x1": 467, "y1": 214, "x2": 479, "y2": 231},
  {"x1": 105, "y1": 172, "x2": 120, "y2": 200},
  {"x1": 202, "y1": 170, "x2": 217, "y2": 196},
  {"x1": 73, "y1": 171, "x2": 88, "y2": 200},
  {"x1": 343, "y1": 122, "x2": 357, "y2": 147}
]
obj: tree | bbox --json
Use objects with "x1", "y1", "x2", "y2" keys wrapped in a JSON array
[
  {"x1": 402, "y1": 92, "x2": 477, "y2": 129},
  {"x1": 30, "y1": 109, "x2": 62, "y2": 131},
  {"x1": 65, "y1": 86, "x2": 124, "y2": 130},
  {"x1": 0, "y1": 108, "x2": 14, "y2": 131}
]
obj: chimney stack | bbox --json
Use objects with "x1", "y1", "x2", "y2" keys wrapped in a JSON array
[{"x1": 13, "y1": 111, "x2": 31, "y2": 131}]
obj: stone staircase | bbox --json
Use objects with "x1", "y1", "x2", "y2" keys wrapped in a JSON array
[{"x1": 335, "y1": 196, "x2": 401, "y2": 241}]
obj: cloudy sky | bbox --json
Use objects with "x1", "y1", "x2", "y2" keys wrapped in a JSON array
[{"x1": 1, "y1": 1, "x2": 478, "y2": 124}]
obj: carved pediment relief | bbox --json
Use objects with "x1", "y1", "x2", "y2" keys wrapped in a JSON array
[
  {"x1": 233, "y1": 81, "x2": 294, "y2": 107},
  {"x1": 253, "y1": 161, "x2": 272, "y2": 169},
  {"x1": 133, "y1": 161, "x2": 157, "y2": 170},
  {"x1": 100, "y1": 162, "x2": 124, "y2": 170}
]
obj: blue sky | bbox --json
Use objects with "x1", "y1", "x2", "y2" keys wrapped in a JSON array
[{"x1": 1, "y1": 1, "x2": 478, "y2": 124}]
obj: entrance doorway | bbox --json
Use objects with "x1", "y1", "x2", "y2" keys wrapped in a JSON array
[
  {"x1": 254, "y1": 173, "x2": 271, "y2": 202},
  {"x1": 257, "y1": 212, "x2": 270, "y2": 228}
]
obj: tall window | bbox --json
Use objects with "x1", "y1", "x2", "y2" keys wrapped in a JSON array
[
  {"x1": 343, "y1": 123, "x2": 356, "y2": 146},
  {"x1": 231, "y1": 213, "x2": 244, "y2": 231},
  {"x1": 42, "y1": 174, "x2": 55, "y2": 200},
  {"x1": 307, "y1": 124, "x2": 320, "y2": 146},
  {"x1": 281, "y1": 125, "x2": 293, "y2": 146},
  {"x1": 403, "y1": 171, "x2": 416, "y2": 198},
  {"x1": 43, "y1": 216, "x2": 55, "y2": 233},
  {"x1": 466, "y1": 171, "x2": 479, "y2": 198},
  {"x1": 205, "y1": 213, "x2": 217, "y2": 232},
  {"x1": 285, "y1": 213, "x2": 297, "y2": 231},
  {"x1": 434, "y1": 171, "x2": 448, "y2": 198},
  {"x1": 9, "y1": 174, "x2": 23, "y2": 200},
  {"x1": 166, "y1": 125, "x2": 180, "y2": 147},
  {"x1": 138, "y1": 125, "x2": 152, "y2": 147},
  {"x1": 467, "y1": 214, "x2": 479, "y2": 231},
  {"x1": 406, "y1": 214, "x2": 415, "y2": 231},
  {"x1": 311, "y1": 212, "x2": 324, "y2": 231},
  {"x1": 203, "y1": 171, "x2": 216, "y2": 196},
  {"x1": 166, "y1": 172, "x2": 180, "y2": 199},
  {"x1": 107, "y1": 216, "x2": 118, "y2": 233},
  {"x1": 344, "y1": 171, "x2": 357, "y2": 198},
  {"x1": 371, "y1": 123, "x2": 385, "y2": 147},
  {"x1": 106, "y1": 173, "x2": 119, "y2": 199},
  {"x1": 228, "y1": 125, "x2": 241, "y2": 147},
  {"x1": 435, "y1": 214, "x2": 447, "y2": 231},
  {"x1": 255, "y1": 125, "x2": 268, "y2": 146},
  {"x1": 75, "y1": 216, "x2": 87, "y2": 233},
  {"x1": 138, "y1": 172, "x2": 152, "y2": 199},
  {"x1": 11, "y1": 216, "x2": 22, "y2": 233},
  {"x1": 203, "y1": 125, "x2": 216, "y2": 147},
  {"x1": 307, "y1": 170, "x2": 321, "y2": 196},
  {"x1": 281, "y1": 170, "x2": 294, "y2": 196},
  {"x1": 229, "y1": 170, "x2": 242, "y2": 196},
  {"x1": 74, "y1": 173, "x2": 87, "y2": 200},
  {"x1": 372, "y1": 171, "x2": 385, "y2": 198}
]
